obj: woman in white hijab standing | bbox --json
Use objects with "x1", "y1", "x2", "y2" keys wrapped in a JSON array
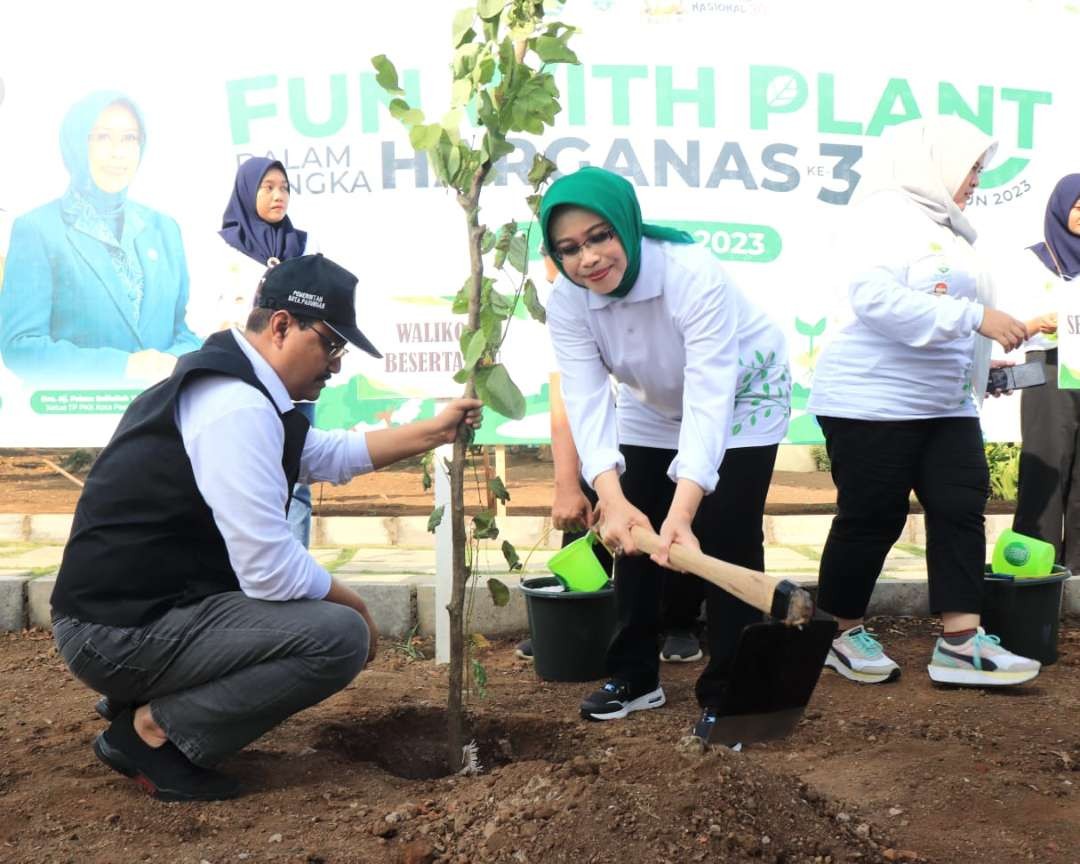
[{"x1": 808, "y1": 117, "x2": 1041, "y2": 688}]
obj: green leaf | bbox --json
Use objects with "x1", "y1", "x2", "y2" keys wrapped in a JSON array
[
  {"x1": 755, "y1": 350, "x2": 765, "y2": 364},
  {"x1": 527, "y1": 153, "x2": 558, "y2": 187},
  {"x1": 427, "y1": 505, "x2": 445, "y2": 533},
  {"x1": 421, "y1": 450, "x2": 433, "y2": 492},
  {"x1": 526, "y1": 193, "x2": 543, "y2": 217},
  {"x1": 488, "y1": 289, "x2": 514, "y2": 319},
  {"x1": 475, "y1": 54, "x2": 497, "y2": 87},
  {"x1": 451, "y1": 7, "x2": 475, "y2": 46},
  {"x1": 470, "y1": 657, "x2": 488, "y2": 698},
  {"x1": 507, "y1": 233, "x2": 528, "y2": 273},
  {"x1": 446, "y1": 145, "x2": 462, "y2": 183},
  {"x1": 440, "y1": 108, "x2": 464, "y2": 138},
  {"x1": 488, "y1": 575, "x2": 512, "y2": 605},
  {"x1": 453, "y1": 367, "x2": 471, "y2": 384},
  {"x1": 462, "y1": 328, "x2": 487, "y2": 371},
  {"x1": 409, "y1": 123, "x2": 443, "y2": 151},
  {"x1": 371, "y1": 55, "x2": 403, "y2": 95},
  {"x1": 523, "y1": 278, "x2": 547, "y2": 323},
  {"x1": 452, "y1": 79, "x2": 473, "y2": 111},
  {"x1": 473, "y1": 510, "x2": 499, "y2": 539},
  {"x1": 480, "y1": 230, "x2": 497, "y2": 254},
  {"x1": 500, "y1": 541, "x2": 522, "y2": 573},
  {"x1": 488, "y1": 476, "x2": 510, "y2": 503},
  {"x1": 475, "y1": 363, "x2": 526, "y2": 419},
  {"x1": 480, "y1": 307, "x2": 503, "y2": 345},
  {"x1": 532, "y1": 35, "x2": 579, "y2": 64},
  {"x1": 388, "y1": 98, "x2": 424, "y2": 126},
  {"x1": 477, "y1": 0, "x2": 504, "y2": 20}
]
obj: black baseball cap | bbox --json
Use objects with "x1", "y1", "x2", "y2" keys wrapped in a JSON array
[{"x1": 255, "y1": 254, "x2": 381, "y2": 358}]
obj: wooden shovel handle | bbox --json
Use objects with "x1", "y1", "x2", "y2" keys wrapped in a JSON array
[{"x1": 629, "y1": 525, "x2": 814, "y2": 626}]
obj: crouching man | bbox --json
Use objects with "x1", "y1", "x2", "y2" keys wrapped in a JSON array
[{"x1": 50, "y1": 254, "x2": 481, "y2": 801}]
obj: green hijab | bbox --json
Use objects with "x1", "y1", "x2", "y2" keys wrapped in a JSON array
[{"x1": 539, "y1": 167, "x2": 694, "y2": 298}]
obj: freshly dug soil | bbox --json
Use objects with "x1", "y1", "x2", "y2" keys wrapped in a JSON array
[{"x1": 1, "y1": 617, "x2": 1077, "y2": 863}]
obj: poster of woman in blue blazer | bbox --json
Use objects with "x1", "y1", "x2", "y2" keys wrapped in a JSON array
[{"x1": 0, "y1": 90, "x2": 200, "y2": 387}]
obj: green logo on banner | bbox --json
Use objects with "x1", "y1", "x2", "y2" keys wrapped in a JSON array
[{"x1": 31, "y1": 391, "x2": 142, "y2": 415}]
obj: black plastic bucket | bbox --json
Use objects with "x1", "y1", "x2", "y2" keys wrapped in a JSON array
[
  {"x1": 520, "y1": 576, "x2": 617, "y2": 682},
  {"x1": 982, "y1": 565, "x2": 1070, "y2": 666}
]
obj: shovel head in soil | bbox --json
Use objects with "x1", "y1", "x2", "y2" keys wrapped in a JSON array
[
  {"x1": 629, "y1": 526, "x2": 837, "y2": 745},
  {"x1": 706, "y1": 615, "x2": 837, "y2": 746}
]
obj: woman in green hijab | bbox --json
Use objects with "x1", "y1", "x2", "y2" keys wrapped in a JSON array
[{"x1": 541, "y1": 167, "x2": 791, "y2": 735}]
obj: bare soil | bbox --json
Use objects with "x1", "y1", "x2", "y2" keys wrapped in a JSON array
[
  {"x1": 0, "y1": 450, "x2": 1056, "y2": 863},
  {"x1": 1, "y1": 619, "x2": 1078, "y2": 863}
]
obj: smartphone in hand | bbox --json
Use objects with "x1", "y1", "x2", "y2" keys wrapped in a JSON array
[{"x1": 986, "y1": 360, "x2": 1046, "y2": 394}]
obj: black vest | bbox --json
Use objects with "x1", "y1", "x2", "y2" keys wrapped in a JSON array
[{"x1": 51, "y1": 331, "x2": 310, "y2": 627}]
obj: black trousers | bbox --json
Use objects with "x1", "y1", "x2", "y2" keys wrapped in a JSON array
[
  {"x1": 606, "y1": 443, "x2": 778, "y2": 708},
  {"x1": 562, "y1": 479, "x2": 704, "y2": 632},
  {"x1": 1014, "y1": 349, "x2": 1080, "y2": 571},
  {"x1": 817, "y1": 416, "x2": 989, "y2": 620}
]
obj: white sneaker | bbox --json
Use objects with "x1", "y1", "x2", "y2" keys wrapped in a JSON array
[
  {"x1": 824, "y1": 625, "x2": 901, "y2": 684},
  {"x1": 927, "y1": 627, "x2": 1041, "y2": 687}
]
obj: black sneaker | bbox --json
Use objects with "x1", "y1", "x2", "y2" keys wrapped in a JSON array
[
  {"x1": 515, "y1": 639, "x2": 533, "y2": 660},
  {"x1": 94, "y1": 696, "x2": 131, "y2": 722},
  {"x1": 660, "y1": 630, "x2": 703, "y2": 663},
  {"x1": 93, "y1": 709, "x2": 243, "y2": 802},
  {"x1": 580, "y1": 679, "x2": 666, "y2": 721}
]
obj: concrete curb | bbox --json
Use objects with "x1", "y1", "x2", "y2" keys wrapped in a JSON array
[
  {"x1": 15, "y1": 573, "x2": 1080, "y2": 641},
  {"x1": 6, "y1": 514, "x2": 1077, "y2": 642}
]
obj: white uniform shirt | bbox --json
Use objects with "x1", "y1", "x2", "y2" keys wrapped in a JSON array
[
  {"x1": 547, "y1": 238, "x2": 789, "y2": 496},
  {"x1": 176, "y1": 328, "x2": 372, "y2": 601},
  {"x1": 808, "y1": 191, "x2": 989, "y2": 421}
]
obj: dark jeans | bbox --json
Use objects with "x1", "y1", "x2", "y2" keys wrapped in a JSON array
[
  {"x1": 607, "y1": 443, "x2": 777, "y2": 708},
  {"x1": 817, "y1": 416, "x2": 989, "y2": 620},
  {"x1": 1014, "y1": 349, "x2": 1080, "y2": 571},
  {"x1": 562, "y1": 479, "x2": 704, "y2": 632},
  {"x1": 53, "y1": 592, "x2": 368, "y2": 766}
]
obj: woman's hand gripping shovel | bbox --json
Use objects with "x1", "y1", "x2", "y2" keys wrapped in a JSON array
[{"x1": 630, "y1": 526, "x2": 837, "y2": 747}]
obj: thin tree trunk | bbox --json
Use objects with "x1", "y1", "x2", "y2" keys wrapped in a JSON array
[{"x1": 446, "y1": 167, "x2": 487, "y2": 771}]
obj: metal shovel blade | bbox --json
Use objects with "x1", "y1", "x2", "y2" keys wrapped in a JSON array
[{"x1": 705, "y1": 616, "x2": 837, "y2": 747}]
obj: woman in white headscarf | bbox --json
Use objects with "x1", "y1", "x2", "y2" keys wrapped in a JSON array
[{"x1": 808, "y1": 117, "x2": 1041, "y2": 688}]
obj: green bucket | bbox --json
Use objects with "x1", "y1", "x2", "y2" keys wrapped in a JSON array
[
  {"x1": 991, "y1": 529, "x2": 1055, "y2": 579},
  {"x1": 547, "y1": 530, "x2": 610, "y2": 592}
]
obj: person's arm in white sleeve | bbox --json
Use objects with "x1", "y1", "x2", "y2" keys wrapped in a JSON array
[
  {"x1": 668, "y1": 267, "x2": 738, "y2": 496},
  {"x1": 849, "y1": 264, "x2": 985, "y2": 347},
  {"x1": 652, "y1": 266, "x2": 739, "y2": 567},
  {"x1": 546, "y1": 287, "x2": 623, "y2": 487},
  {"x1": 298, "y1": 398, "x2": 485, "y2": 484}
]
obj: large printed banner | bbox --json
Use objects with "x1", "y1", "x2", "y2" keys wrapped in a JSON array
[{"x1": 1, "y1": 0, "x2": 1077, "y2": 446}]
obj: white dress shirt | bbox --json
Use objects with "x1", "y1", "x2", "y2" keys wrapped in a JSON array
[
  {"x1": 809, "y1": 191, "x2": 990, "y2": 420},
  {"x1": 546, "y1": 238, "x2": 790, "y2": 496},
  {"x1": 175, "y1": 328, "x2": 372, "y2": 601}
]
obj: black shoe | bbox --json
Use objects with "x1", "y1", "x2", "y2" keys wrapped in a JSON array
[
  {"x1": 660, "y1": 630, "x2": 703, "y2": 663},
  {"x1": 580, "y1": 679, "x2": 666, "y2": 721},
  {"x1": 515, "y1": 639, "x2": 533, "y2": 660},
  {"x1": 93, "y1": 709, "x2": 243, "y2": 802},
  {"x1": 692, "y1": 707, "x2": 719, "y2": 741},
  {"x1": 94, "y1": 696, "x2": 132, "y2": 722}
]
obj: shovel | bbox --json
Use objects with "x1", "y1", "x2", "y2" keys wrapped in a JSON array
[{"x1": 630, "y1": 526, "x2": 837, "y2": 746}]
